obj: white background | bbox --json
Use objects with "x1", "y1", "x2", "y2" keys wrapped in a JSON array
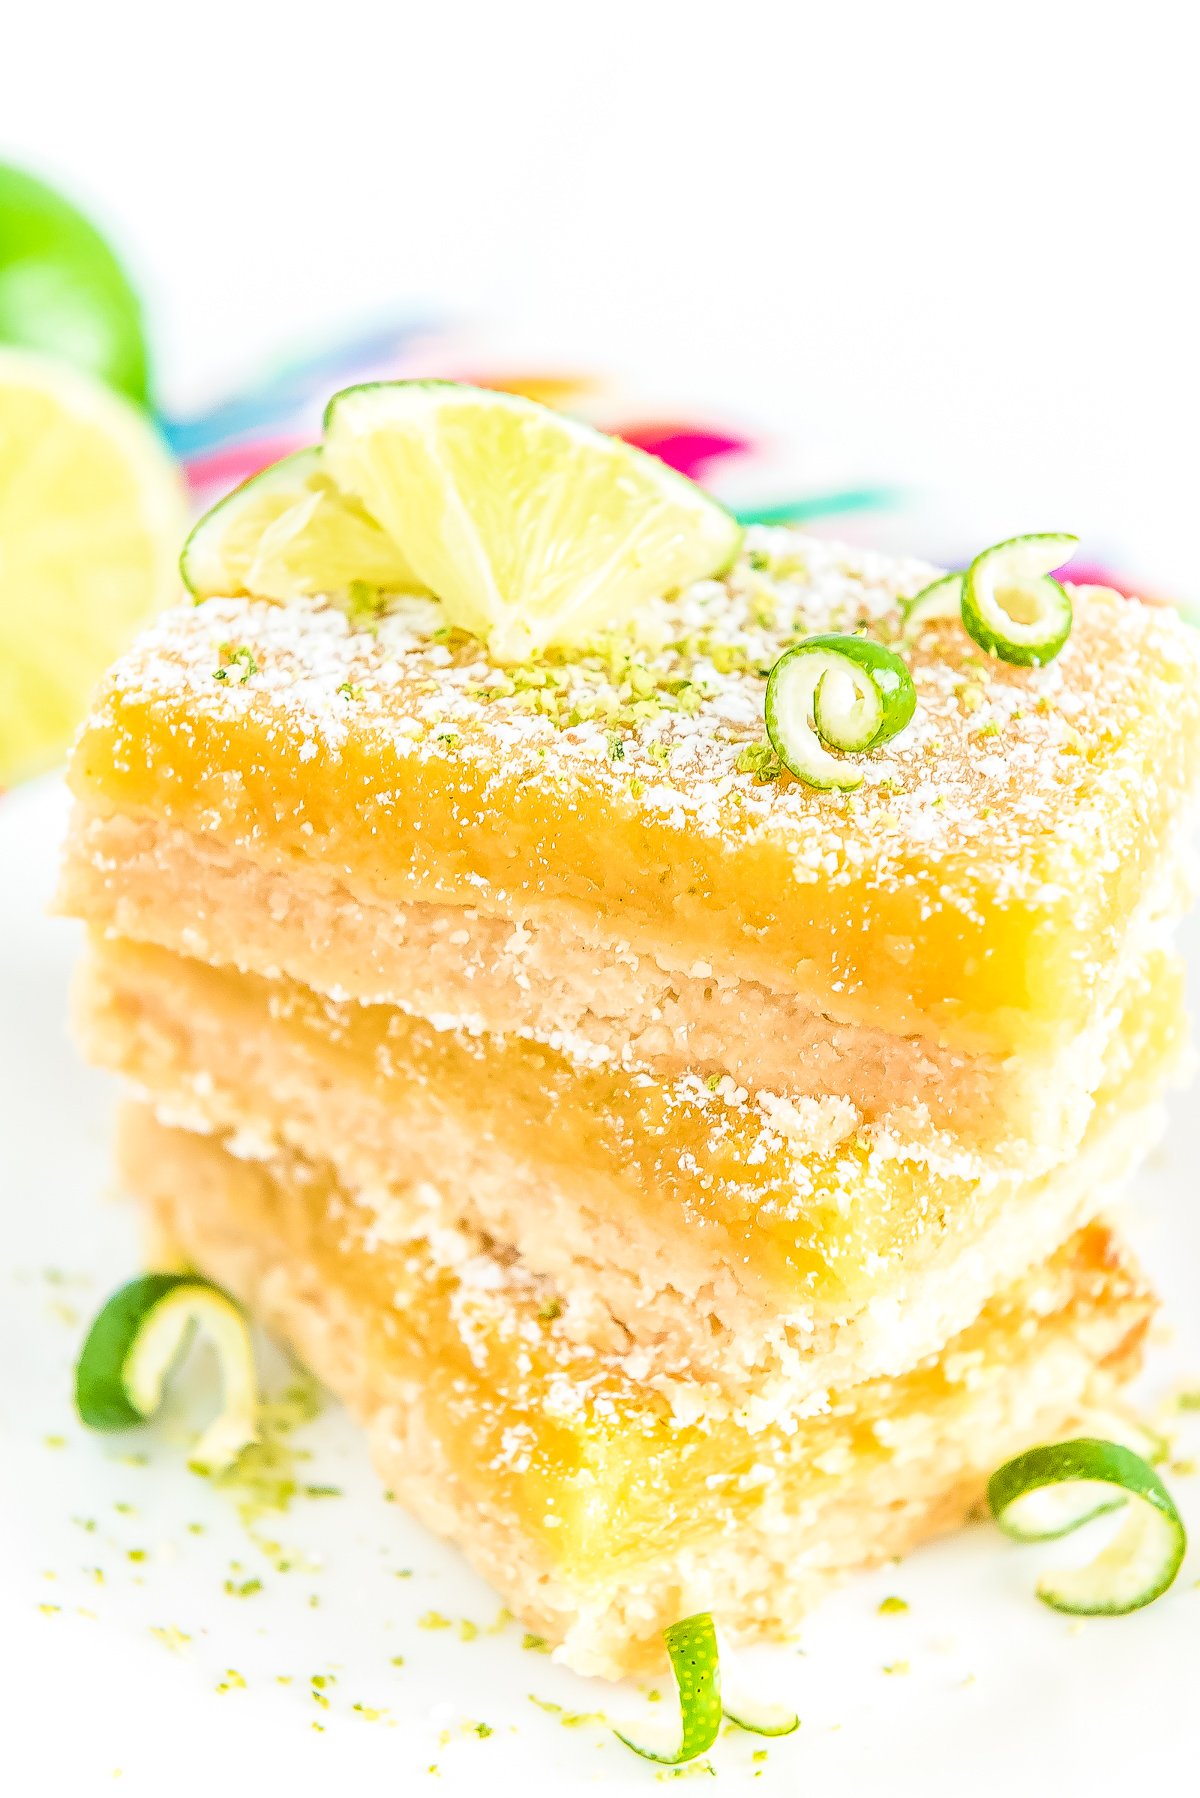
[{"x1": 5, "y1": 0, "x2": 1199, "y2": 591}]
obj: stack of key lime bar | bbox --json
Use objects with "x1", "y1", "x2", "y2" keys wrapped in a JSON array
[{"x1": 59, "y1": 384, "x2": 1200, "y2": 1677}]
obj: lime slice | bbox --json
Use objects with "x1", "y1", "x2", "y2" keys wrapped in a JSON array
[
  {"x1": 75, "y1": 1272, "x2": 259, "y2": 1473},
  {"x1": 0, "y1": 347, "x2": 186, "y2": 785},
  {"x1": 764, "y1": 632, "x2": 916, "y2": 791},
  {"x1": 0, "y1": 163, "x2": 150, "y2": 405},
  {"x1": 0, "y1": 348, "x2": 185, "y2": 777},
  {"x1": 181, "y1": 446, "x2": 422, "y2": 601},
  {"x1": 962, "y1": 533, "x2": 1077, "y2": 666},
  {"x1": 988, "y1": 1438, "x2": 1186, "y2": 1615},
  {"x1": 323, "y1": 380, "x2": 742, "y2": 660}
]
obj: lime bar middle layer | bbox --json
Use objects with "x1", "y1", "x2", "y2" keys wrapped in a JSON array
[
  {"x1": 59, "y1": 529, "x2": 1200, "y2": 1672},
  {"x1": 75, "y1": 932, "x2": 1185, "y2": 1400}
]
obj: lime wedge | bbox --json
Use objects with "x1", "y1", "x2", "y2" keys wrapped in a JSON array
[
  {"x1": 182, "y1": 445, "x2": 423, "y2": 602},
  {"x1": 0, "y1": 346, "x2": 186, "y2": 785},
  {"x1": 324, "y1": 380, "x2": 742, "y2": 660},
  {"x1": 0, "y1": 163, "x2": 151, "y2": 405}
]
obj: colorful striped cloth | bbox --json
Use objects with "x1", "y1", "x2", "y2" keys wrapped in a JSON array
[
  {"x1": 165, "y1": 316, "x2": 902, "y2": 531},
  {"x1": 160, "y1": 316, "x2": 1160, "y2": 604},
  {"x1": 3, "y1": 319, "x2": 1180, "y2": 805}
]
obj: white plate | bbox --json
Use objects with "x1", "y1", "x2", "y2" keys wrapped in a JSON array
[{"x1": 2, "y1": 776, "x2": 1199, "y2": 1796}]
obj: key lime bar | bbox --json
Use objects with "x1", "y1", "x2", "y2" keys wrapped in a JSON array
[
  {"x1": 119, "y1": 1105, "x2": 1153, "y2": 1678},
  {"x1": 61, "y1": 538, "x2": 1200, "y2": 1165},
  {"x1": 59, "y1": 531, "x2": 1199, "y2": 1390},
  {"x1": 74, "y1": 930, "x2": 1185, "y2": 1400},
  {"x1": 59, "y1": 385, "x2": 1200, "y2": 1684}
]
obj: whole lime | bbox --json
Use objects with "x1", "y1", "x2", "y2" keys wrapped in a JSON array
[{"x1": 0, "y1": 163, "x2": 151, "y2": 406}]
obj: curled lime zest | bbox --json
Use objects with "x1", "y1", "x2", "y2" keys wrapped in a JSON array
[
  {"x1": 718, "y1": 1623, "x2": 800, "y2": 1738},
  {"x1": 900, "y1": 570, "x2": 965, "y2": 640},
  {"x1": 75, "y1": 1273, "x2": 259, "y2": 1473},
  {"x1": 613, "y1": 1613, "x2": 722, "y2": 1765},
  {"x1": 988, "y1": 1438, "x2": 1186, "y2": 1615},
  {"x1": 613, "y1": 1614, "x2": 799, "y2": 1763},
  {"x1": 764, "y1": 632, "x2": 916, "y2": 791},
  {"x1": 962, "y1": 533, "x2": 1077, "y2": 666}
]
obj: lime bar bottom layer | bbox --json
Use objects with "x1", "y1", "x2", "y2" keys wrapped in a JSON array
[{"x1": 119, "y1": 1106, "x2": 1154, "y2": 1678}]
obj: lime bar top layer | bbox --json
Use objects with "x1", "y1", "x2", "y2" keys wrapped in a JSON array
[{"x1": 68, "y1": 532, "x2": 1200, "y2": 1055}]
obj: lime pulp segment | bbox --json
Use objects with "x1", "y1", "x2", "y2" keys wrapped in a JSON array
[
  {"x1": 0, "y1": 346, "x2": 186, "y2": 785},
  {"x1": 323, "y1": 380, "x2": 743, "y2": 660}
]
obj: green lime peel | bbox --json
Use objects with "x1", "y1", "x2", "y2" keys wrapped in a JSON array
[
  {"x1": 988, "y1": 1438, "x2": 1186, "y2": 1615},
  {"x1": 75, "y1": 1273, "x2": 259, "y2": 1473}
]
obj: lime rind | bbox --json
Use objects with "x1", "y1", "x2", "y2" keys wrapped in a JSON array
[
  {"x1": 75, "y1": 1273, "x2": 259, "y2": 1473},
  {"x1": 323, "y1": 379, "x2": 742, "y2": 659},
  {"x1": 614, "y1": 1615, "x2": 799, "y2": 1763},
  {"x1": 1037, "y1": 1501, "x2": 1184, "y2": 1616},
  {"x1": 900, "y1": 570, "x2": 965, "y2": 640},
  {"x1": 764, "y1": 632, "x2": 916, "y2": 791},
  {"x1": 723, "y1": 1697, "x2": 798, "y2": 1740},
  {"x1": 715, "y1": 1628, "x2": 799, "y2": 1737},
  {"x1": 988, "y1": 1438, "x2": 1186, "y2": 1615},
  {"x1": 962, "y1": 533, "x2": 1078, "y2": 666},
  {"x1": 75, "y1": 1273, "x2": 195, "y2": 1431},
  {"x1": 613, "y1": 1613, "x2": 723, "y2": 1765},
  {"x1": 1075, "y1": 1405, "x2": 1171, "y2": 1469},
  {"x1": 994, "y1": 1479, "x2": 1127, "y2": 1543},
  {"x1": 0, "y1": 161, "x2": 151, "y2": 405},
  {"x1": 722, "y1": 1695, "x2": 800, "y2": 1737}
]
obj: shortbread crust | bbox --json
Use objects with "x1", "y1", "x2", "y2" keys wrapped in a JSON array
[
  {"x1": 78, "y1": 933, "x2": 1184, "y2": 1401},
  {"x1": 119, "y1": 1107, "x2": 1154, "y2": 1678},
  {"x1": 58, "y1": 801, "x2": 1194, "y2": 1167}
]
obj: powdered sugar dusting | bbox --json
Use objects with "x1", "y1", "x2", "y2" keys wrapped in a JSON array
[{"x1": 81, "y1": 530, "x2": 1200, "y2": 921}]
